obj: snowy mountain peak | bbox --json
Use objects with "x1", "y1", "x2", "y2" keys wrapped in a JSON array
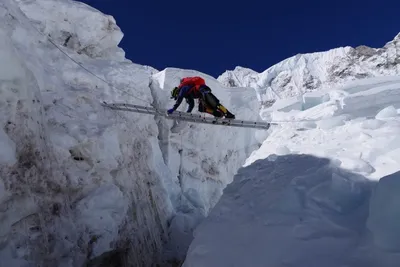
[{"x1": 218, "y1": 33, "x2": 400, "y2": 107}]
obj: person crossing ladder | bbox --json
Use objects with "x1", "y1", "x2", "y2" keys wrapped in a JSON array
[{"x1": 168, "y1": 76, "x2": 235, "y2": 119}]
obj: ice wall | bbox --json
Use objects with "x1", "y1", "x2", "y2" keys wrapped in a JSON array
[{"x1": 1, "y1": 0, "x2": 174, "y2": 266}]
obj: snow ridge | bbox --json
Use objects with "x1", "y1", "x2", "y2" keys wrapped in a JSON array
[{"x1": 218, "y1": 37, "x2": 400, "y2": 109}]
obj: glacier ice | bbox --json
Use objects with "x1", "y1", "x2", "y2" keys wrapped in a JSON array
[
  {"x1": 375, "y1": 105, "x2": 398, "y2": 119},
  {"x1": 0, "y1": 127, "x2": 17, "y2": 165}
]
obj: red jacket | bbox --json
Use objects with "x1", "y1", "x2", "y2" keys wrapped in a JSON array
[
  {"x1": 178, "y1": 76, "x2": 206, "y2": 92},
  {"x1": 171, "y1": 76, "x2": 207, "y2": 112}
]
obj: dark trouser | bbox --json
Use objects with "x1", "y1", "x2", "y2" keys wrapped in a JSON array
[
  {"x1": 198, "y1": 100, "x2": 223, "y2": 116},
  {"x1": 199, "y1": 86, "x2": 220, "y2": 109},
  {"x1": 198, "y1": 86, "x2": 233, "y2": 118}
]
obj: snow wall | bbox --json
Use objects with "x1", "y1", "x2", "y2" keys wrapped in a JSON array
[{"x1": 184, "y1": 154, "x2": 400, "y2": 267}]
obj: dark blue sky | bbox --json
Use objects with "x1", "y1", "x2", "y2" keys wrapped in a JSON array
[{"x1": 80, "y1": 0, "x2": 399, "y2": 77}]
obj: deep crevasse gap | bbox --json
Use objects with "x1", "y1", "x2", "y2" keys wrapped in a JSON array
[{"x1": 149, "y1": 68, "x2": 264, "y2": 263}]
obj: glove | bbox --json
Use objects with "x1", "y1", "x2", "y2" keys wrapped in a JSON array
[{"x1": 167, "y1": 108, "x2": 174, "y2": 114}]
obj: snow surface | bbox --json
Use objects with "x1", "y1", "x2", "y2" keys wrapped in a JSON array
[
  {"x1": 184, "y1": 76, "x2": 400, "y2": 266},
  {"x1": 246, "y1": 76, "x2": 400, "y2": 180},
  {"x1": 184, "y1": 154, "x2": 400, "y2": 267}
]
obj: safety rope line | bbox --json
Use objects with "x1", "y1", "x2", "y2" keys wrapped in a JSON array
[
  {"x1": 18, "y1": 8, "x2": 282, "y2": 124},
  {"x1": 16, "y1": 7, "x2": 317, "y2": 128},
  {"x1": 269, "y1": 118, "x2": 321, "y2": 123},
  {"x1": 19, "y1": 10, "x2": 153, "y2": 106}
]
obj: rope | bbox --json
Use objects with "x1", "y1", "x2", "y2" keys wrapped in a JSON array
[
  {"x1": 270, "y1": 119, "x2": 320, "y2": 123},
  {"x1": 179, "y1": 132, "x2": 183, "y2": 188},
  {"x1": 21, "y1": 12, "x2": 153, "y2": 106}
]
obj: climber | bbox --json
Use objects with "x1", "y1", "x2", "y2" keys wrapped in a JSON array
[{"x1": 167, "y1": 76, "x2": 235, "y2": 119}]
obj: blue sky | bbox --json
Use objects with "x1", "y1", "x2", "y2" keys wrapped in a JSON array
[{"x1": 80, "y1": 0, "x2": 399, "y2": 77}]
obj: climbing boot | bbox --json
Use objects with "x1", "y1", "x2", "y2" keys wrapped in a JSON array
[{"x1": 224, "y1": 111, "x2": 235, "y2": 119}]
